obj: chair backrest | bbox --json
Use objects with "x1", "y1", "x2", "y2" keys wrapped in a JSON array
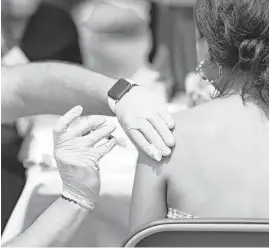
[{"x1": 122, "y1": 219, "x2": 269, "y2": 247}]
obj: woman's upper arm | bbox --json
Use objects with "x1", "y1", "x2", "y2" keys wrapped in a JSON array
[{"x1": 129, "y1": 151, "x2": 167, "y2": 232}]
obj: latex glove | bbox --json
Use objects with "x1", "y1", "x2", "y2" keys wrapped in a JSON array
[
  {"x1": 115, "y1": 86, "x2": 175, "y2": 162},
  {"x1": 53, "y1": 105, "x2": 117, "y2": 211}
]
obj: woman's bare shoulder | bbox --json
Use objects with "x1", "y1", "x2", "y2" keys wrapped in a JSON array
[
  {"x1": 167, "y1": 96, "x2": 269, "y2": 172},
  {"x1": 166, "y1": 98, "x2": 243, "y2": 172},
  {"x1": 172, "y1": 100, "x2": 226, "y2": 137}
]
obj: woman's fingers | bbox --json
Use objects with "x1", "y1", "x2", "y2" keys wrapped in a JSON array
[
  {"x1": 67, "y1": 116, "x2": 106, "y2": 138},
  {"x1": 54, "y1": 105, "x2": 83, "y2": 136},
  {"x1": 80, "y1": 123, "x2": 117, "y2": 146}
]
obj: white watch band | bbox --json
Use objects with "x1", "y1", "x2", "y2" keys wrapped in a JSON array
[
  {"x1": 108, "y1": 96, "x2": 117, "y2": 114},
  {"x1": 107, "y1": 79, "x2": 136, "y2": 114}
]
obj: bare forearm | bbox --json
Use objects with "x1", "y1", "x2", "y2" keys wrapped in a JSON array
[
  {"x1": 3, "y1": 198, "x2": 89, "y2": 247},
  {"x1": 2, "y1": 62, "x2": 116, "y2": 122}
]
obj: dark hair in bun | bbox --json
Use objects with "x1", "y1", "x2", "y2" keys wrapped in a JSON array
[{"x1": 195, "y1": 0, "x2": 269, "y2": 105}]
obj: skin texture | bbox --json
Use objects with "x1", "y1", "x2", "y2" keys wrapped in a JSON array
[
  {"x1": 130, "y1": 95, "x2": 269, "y2": 231},
  {"x1": 130, "y1": 10, "x2": 269, "y2": 228},
  {"x1": 1, "y1": 63, "x2": 115, "y2": 122},
  {"x1": 3, "y1": 197, "x2": 89, "y2": 247}
]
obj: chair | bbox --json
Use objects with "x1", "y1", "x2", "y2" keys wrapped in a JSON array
[{"x1": 122, "y1": 219, "x2": 269, "y2": 247}]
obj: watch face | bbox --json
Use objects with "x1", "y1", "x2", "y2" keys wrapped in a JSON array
[{"x1": 108, "y1": 78, "x2": 132, "y2": 101}]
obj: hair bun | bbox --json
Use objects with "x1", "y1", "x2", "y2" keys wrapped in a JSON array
[
  {"x1": 239, "y1": 38, "x2": 269, "y2": 104},
  {"x1": 238, "y1": 38, "x2": 269, "y2": 73}
]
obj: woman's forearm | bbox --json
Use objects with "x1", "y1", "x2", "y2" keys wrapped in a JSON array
[
  {"x1": 1, "y1": 62, "x2": 116, "y2": 123},
  {"x1": 3, "y1": 197, "x2": 89, "y2": 247}
]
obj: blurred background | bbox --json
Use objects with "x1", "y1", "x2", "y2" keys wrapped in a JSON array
[
  {"x1": 2, "y1": 0, "x2": 212, "y2": 246},
  {"x1": 2, "y1": 0, "x2": 200, "y2": 103}
]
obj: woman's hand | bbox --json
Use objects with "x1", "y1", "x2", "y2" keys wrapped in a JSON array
[{"x1": 53, "y1": 105, "x2": 117, "y2": 211}]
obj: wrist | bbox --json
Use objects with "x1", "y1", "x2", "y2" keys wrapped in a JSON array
[
  {"x1": 107, "y1": 78, "x2": 139, "y2": 114},
  {"x1": 60, "y1": 195, "x2": 88, "y2": 211},
  {"x1": 62, "y1": 190, "x2": 95, "y2": 212},
  {"x1": 59, "y1": 197, "x2": 90, "y2": 222}
]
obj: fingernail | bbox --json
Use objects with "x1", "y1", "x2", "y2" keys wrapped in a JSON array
[
  {"x1": 167, "y1": 138, "x2": 175, "y2": 147},
  {"x1": 154, "y1": 151, "x2": 162, "y2": 162},
  {"x1": 74, "y1": 105, "x2": 83, "y2": 112},
  {"x1": 162, "y1": 147, "x2": 171, "y2": 156}
]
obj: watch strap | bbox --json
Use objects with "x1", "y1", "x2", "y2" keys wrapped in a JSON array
[
  {"x1": 108, "y1": 96, "x2": 117, "y2": 114},
  {"x1": 108, "y1": 79, "x2": 138, "y2": 114}
]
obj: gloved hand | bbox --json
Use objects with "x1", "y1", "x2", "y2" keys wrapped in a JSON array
[
  {"x1": 53, "y1": 105, "x2": 117, "y2": 211},
  {"x1": 115, "y1": 86, "x2": 175, "y2": 162}
]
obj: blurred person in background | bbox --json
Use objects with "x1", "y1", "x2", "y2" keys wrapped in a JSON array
[
  {"x1": 76, "y1": 0, "x2": 149, "y2": 80},
  {"x1": 148, "y1": 0, "x2": 197, "y2": 101},
  {"x1": 130, "y1": 0, "x2": 269, "y2": 230},
  {"x1": 1, "y1": 0, "x2": 82, "y2": 62},
  {"x1": 1, "y1": 0, "x2": 83, "y2": 232}
]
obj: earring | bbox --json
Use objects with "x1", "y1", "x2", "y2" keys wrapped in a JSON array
[{"x1": 196, "y1": 59, "x2": 222, "y2": 84}]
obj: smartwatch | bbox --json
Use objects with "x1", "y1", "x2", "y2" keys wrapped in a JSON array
[{"x1": 108, "y1": 78, "x2": 138, "y2": 113}]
